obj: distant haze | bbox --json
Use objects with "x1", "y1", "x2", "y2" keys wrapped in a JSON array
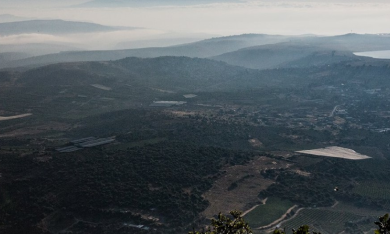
[{"x1": 0, "y1": 0, "x2": 389, "y2": 52}]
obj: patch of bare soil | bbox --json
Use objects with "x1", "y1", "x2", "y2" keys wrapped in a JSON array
[
  {"x1": 168, "y1": 111, "x2": 196, "y2": 117},
  {"x1": 150, "y1": 87, "x2": 176, "y2": 93},
  {"x1": 248, "y1": 138, "x2": 263, "y2": 148},
  {"x1": 333, "y1": 116, "x2": 346, "y2": 125},
  {"x1": 296, "y1": 146, "x2": 371, "y2": 160},
  {"x1": 293, "y1": 170, "x2": 311, "y2": 177},
  {"x1": 91, "y1": 84, "x2": 112, "y2": 91},
  {"x1": 202, "y1": 156, "x2": 291, "y2": 219}
]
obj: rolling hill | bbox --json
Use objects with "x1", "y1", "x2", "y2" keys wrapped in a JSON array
[
  {"x1": 11, "y1": 55, "x2": 390, "y2": 94},
  {"x1": 0, "y1": 43, "x2": 82, "y2": 58},
  {"x1": 0, "y1": 14, "x2": 31, "y2": 23},
  {"x1": 211, "y1": 43, "x2": 359, "y2": 70},
  {"x1": 3, "y1": 33, "x2": 390, "y2": 70},
  {"x1": 211, "y1": 34, "x2": 390, "y2": 70},
  {"x1": 0, "y1": 52, "x2": 31, "y2": 64},
  {"x1": 301, "y1": 33, "x2": 390, "y2": 52},
  {"x1": 15, "y1": 56, "x2": 264, "y2": 91},
  {"x1": 0, "y1": 34, "x2": 291, "y2": 69}
]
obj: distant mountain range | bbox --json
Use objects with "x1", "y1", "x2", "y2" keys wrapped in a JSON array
[
  {"x1": 0, "y1": 19, "x2": 139, "y2": 36},
  {"x1": 74, "y1": 0, "x2": 242, "y2": 7},
  {"x1": 0, "y1": 14, "x2": 31, "y2": 23},
  {"x1": 0, "y1": 52, "x2": 31, "y2": 64},
  {"x1": 0, "y1": 43, "x2": 82, "y2": 59},
  {"x1": 2, "y1": 33, "x2": 390, "y2": 70},
  {"x1": 0, "y1": 34, "x2": 291, "y2": 68},
  {"x1": 10, "y1": 55, "x2": 390, "y2": 95},
  {"x1": 211, "y1": 43, "x2": 358, "y2": 70},
  {"x1": 211, "y1": 34, "x2": 390, "y2": 69}
]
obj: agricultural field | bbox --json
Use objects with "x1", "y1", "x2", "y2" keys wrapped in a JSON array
[
  {"x1": 201, "y1": 156, "x2": 286, "y2": 220},
  {"x1": 280, "y1": 208, "x2": 369, "y2": 234},
  {"x1": 330, "y1": 201, "x2": 388, "y2": 216},
  {"x1": 353, "y1": 181, "x2": 390, "y2": 200},
  {"x1": 244, "y1": 197, "x2": 294, "y2": 229}
]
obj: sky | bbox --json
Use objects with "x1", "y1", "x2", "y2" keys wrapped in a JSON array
[{"x1": 0, "y1": 0, "x2": 389, "y2": 51}]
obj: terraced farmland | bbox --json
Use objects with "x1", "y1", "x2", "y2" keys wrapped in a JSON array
[
  {"x1": 280, "y1": 208, "x2": 363, "y2": 233},
  {"x1": 244, "y1": 197, "x2": 294, "y2": 228},
  {"x1": 353, "y1": 181, "x2": 390, "y2": 200},
  {"x1": 330, "y1": 201, "x2": 388, "y2": 216}
]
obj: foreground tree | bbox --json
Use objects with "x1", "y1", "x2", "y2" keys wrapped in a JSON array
[
  {"x1": 191, "y1": 210, "x2": 252, "y2": 234},
  {"x1": 375, "y1": 213, "x2": 390, "y2": 234},
  {"x1": 191, "y1": 211, "x2": 390, "y2": 234},
  {"x1": 273, "y1": 225, "x2": 319, "y2": 234}
]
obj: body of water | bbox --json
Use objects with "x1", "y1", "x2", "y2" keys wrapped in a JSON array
[{"x1": 354, "y1": 50, "x2": 390, "y2": 59}]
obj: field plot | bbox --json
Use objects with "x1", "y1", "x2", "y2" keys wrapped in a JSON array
[
  {"x1": 280, "y1": 208, "x2": 364, "y2": 233},
  {"x1": 296, "y1": 146, "x2": 371, "y2": 160},
  {"x1": 248, "y1": 138, "x2": 263, "y2": 148},
  {"x1": 91, "y1": 84, "x2": 112, "y2": 91},
  {"x1": 330, "y1": 201, "x2": 388, "y2": 216},
  {"x1": 244, "y1": 197, "x2": 294, "y2": 228},
  {"x1": 353, "y1": 181, "x2": 390, "y2": 200},
  {"x1": 183, "y1": 94, "x2": 197, "y2": 98},
  {"x1": 202, "y1": 156, "x2": 290, "y2": 219}
]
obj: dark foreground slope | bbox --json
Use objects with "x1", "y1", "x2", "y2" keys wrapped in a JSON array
[{"x1": 1, "y1": 56, "x2": 390, "y2": 233}]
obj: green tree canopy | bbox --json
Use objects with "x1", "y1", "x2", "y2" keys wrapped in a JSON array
[
  {"x1": 191, "y1": 210, "x2": 252, "y2": 234},
  {"x1": 375, "y1": 213, "x2": 390, "y2": 234}
]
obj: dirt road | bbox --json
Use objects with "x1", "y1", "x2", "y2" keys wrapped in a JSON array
[{"x1": 0, "y1": 113, "x2": 32, "y2": 121}]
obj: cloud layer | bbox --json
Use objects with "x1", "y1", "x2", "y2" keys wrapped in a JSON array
[{"x1": 0, "y1": 0, "x2": 389, "y2": 53}]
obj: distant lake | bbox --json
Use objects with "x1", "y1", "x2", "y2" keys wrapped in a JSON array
[{"x1": 354, "y1": 50, "x2": 390, "y2": 59}]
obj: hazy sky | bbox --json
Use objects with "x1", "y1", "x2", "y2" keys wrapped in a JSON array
[{"x1": 0, "y1": 0, "x2": 389, "y2": 50}]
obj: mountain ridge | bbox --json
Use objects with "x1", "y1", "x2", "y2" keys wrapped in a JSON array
[
  {"x1": 0, "y1": 19, "x2": 139, "y2": 36},
  {"x1": 2, "y1": 33, "x2": 390, "y2": 70},
  {"x1": 74, "y1": 0, "x2": 242, "y2": 8}
]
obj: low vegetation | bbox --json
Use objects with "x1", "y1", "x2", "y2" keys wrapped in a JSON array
[{"x1": 2, "y1": 45, "x2": 390, "y2": 233}]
